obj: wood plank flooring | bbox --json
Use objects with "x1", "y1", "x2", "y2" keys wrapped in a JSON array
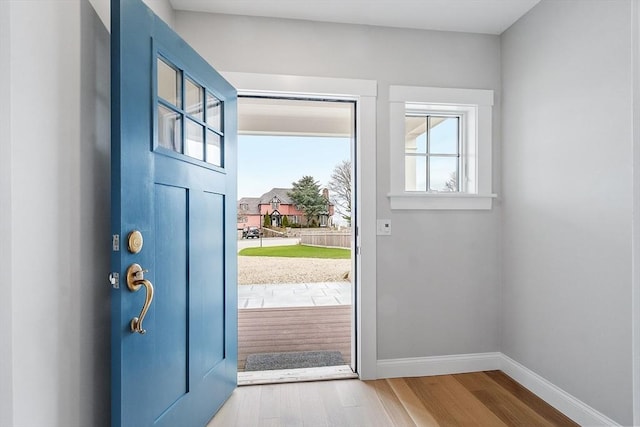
[
  {"x1": 238, "y1": 305, "x2": 352, "y2": 371},
  {"x1": 207, "y1": 371, "x2": 579, "y2": 427}
]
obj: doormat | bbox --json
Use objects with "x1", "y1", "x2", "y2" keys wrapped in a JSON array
[{"x1": 244, "y1": 350, "x2": 344, "y2": 371}]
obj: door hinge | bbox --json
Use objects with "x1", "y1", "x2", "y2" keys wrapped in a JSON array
[
  {"x1": 109, "y1": 272, "x2": 120, "y2": 289},
  {"x1": 112, "y1": 234, "x2": 120, "y2": 251}
]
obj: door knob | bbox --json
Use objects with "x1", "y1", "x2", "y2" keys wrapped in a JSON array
[{"x1": 126, "y1": 263, "x2": 154, "y2": 334}]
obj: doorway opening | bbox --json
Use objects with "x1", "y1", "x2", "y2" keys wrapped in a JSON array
[{"x1": 236, "y1": 96, "x2": 357, "y2": 384}]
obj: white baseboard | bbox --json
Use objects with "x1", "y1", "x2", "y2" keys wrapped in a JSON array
[
  {"x1": 375, "y1": 352, "x2": 620, "y2": 426},
  {"x1": 499, "y1": 354, "x2": 620, "y2": 427},
  {"x1": 376, "y1": 352, "x2": 501, "y2": 378}
]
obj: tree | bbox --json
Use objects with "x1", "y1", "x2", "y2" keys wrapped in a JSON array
[
  {"x1": 281, "y1": 215, "x2": 290, "y2": 228},
  {"x1": 444, "y1": 172, "x2": 458, "y2": 192},
  {"x1": 328, "y1": 160, "x2": 352, "y2": 225},
  {"x1": 288, "y1": 176, "x2": 326, "y2": 227},
  {"x1": 263, "y1": 211, "x2": 271, "y2": 227}
]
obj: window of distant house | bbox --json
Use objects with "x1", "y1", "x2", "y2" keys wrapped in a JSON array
[
  {"x1": 240, "y1": 203, "x2": 248, "y2": 211},
  {"x1": 389, "y1": 85, "x2": 496, "y2": 210},
  {"x1": 271, "y1": 197, "x2": 280, "y2": 211}
]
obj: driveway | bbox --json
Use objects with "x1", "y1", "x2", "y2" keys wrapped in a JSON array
[
  {"x1": 237, "y1": 237, "x2": 300, "y2": 251},
  {"x1": 238, "y1": 256, "x2": 351, "y2": 285}
]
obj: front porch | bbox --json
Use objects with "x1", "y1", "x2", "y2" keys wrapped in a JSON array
[
  {"x1": 238, "y1": 305, "x2": 352, "y2": 372},
  {"x1": 237, "y1": 282, "x2": 352, "y2": 372}
]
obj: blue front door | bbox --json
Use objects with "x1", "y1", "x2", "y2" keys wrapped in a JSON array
[{"x1": 110, "y1": 1, "x2": 237, "y2": 426}]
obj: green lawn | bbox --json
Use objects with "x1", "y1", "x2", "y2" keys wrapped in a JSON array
[{"x1": 239, "y1": 245, "x2": 351, "y2": 259}]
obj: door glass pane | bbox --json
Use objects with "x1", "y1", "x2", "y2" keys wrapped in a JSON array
[
  {"x1": 206, "y1": 92, "x2": 222, "y2": 131},
  {"x1": 157, "y1": 58, "x2": 181, "y2": 108},
  {"x1": 405, "y1": 116, "x2": 426, "y2": 153},
  {"x1": 185, "y1": 119, "x2": 204, "y2": 160},
  {"x1": 405, "y1": 156, "x2": 426, "y2": 191},
  {"x1": 206, "y1": 129, "x2": 222, "y2": 166},
  {"x1": 185, "y1": 78, "x2": 203, "y2": 121},
  {"x1": 158, "y1": 105, "x2": 182, "y2": 153},
  {"x1": 429, "y1": 116, "x2": 459, "y2": 155},
  {"x1": 430, "y1": 157, "x2": 458, "y2": 192}
]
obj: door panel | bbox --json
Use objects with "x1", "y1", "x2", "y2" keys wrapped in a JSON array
[
  {"x1": 111, "y1": 1, "x2": 237, "y2": 426},
  {"x1": 194, "y1": 192, "x2": 226, "y2": 372},
  {"x1": 153, "y1": 184, "x2": 188, "y2": 416}
]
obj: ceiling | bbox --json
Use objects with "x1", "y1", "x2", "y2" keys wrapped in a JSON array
[
  {"x1": 238, "y1": 97, "x2": 354, "y2": 137},
  {"x1": 169, "y1": 0, "x2": 541, "y2": 35}
]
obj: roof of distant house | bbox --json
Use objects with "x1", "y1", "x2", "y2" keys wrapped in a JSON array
[
  {"x1": 259, "y1": 188, "x2": 294, "y2": 205},
  {"x1": 237, "y1": 197, "x2": 260, "y2": 214},
  {"x1": 239, "y1": 187, "x2": 333, "y2": 209}
]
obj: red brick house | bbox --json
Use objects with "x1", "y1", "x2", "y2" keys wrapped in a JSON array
[{"x1": 238, "y1": 187, "x2": 334, "y2": 230}]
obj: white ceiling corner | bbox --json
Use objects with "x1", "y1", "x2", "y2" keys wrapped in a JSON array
[{"x1": 168, "y1": 0, "x2": 541, "y2": 35}]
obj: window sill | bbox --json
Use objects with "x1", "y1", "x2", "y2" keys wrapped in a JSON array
[{"x1": 387, "y1": 193, "x2": 497, "y2": 210}]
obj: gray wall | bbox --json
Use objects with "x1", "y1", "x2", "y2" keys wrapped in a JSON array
[
  {"x1": 89, "y1": 0, "x2": 176, "y2": 31},
  {"x1": 0, "y1": 1, "x2": 111, "y2": 426},
  {"x1": 0, "y1": 2, "x2": 13, "y2": 426},
  {"x1": 0, "y1": 0, "x2": 174, "y2": 424},
  {"x1": 501, "y1": 0, "x2": 633, "y2": 424},
  {"x1": 175, "y1": 12, "x2": 503, "y2": 360}
]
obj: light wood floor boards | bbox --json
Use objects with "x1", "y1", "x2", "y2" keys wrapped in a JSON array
[
  {"x1": 238, "y1": 305, "x2": 352, "y2": 371},
  {"x1": 207, "y1": 371, "x2": 579, "y2": 426}
]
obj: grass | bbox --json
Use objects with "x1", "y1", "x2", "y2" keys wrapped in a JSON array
[{"x1": 239, "y1": 245, "x2": 351, "y2": 259}]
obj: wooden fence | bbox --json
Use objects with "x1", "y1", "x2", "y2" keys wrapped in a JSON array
[{"x1": 299, "y1": 232, "x2": 351, "y2": 248}]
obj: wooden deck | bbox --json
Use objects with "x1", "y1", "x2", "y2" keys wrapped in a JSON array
[{"x1": 238, "y1": 305, "x2": 352, "y2": 371}]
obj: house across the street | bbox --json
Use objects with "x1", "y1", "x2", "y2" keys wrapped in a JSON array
[{"x1": 238, "y1": 188, "x2": 334, "y2": 230}]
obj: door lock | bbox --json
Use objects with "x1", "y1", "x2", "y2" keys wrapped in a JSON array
[{"x1": 127, "y1": 230, "x2": 144, "y2": 254}]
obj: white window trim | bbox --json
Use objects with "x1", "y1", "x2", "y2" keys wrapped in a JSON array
[{"x1": 389, "y1": 85, "x2": 496, "y2": 210}]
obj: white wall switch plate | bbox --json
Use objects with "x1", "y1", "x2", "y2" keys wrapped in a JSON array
[{"x1": 377, "y1": 219, "x2": 391, "y2": 235}]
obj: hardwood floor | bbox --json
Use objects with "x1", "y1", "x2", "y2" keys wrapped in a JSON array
[{"x1": 207, "y1": 371, "x2": 578, "y2": 426}]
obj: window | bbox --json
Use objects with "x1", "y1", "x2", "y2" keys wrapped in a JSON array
[
  {"x1": 156, "y1": 55, "x2": 224, "y2": 167},
  {"x1": 405, "y1": 115, "x2": 460, "y2": 192},
  {"x1": 389, "y1": 85, "x2": 496, "y2": 210},
  {"x1": 270, "y1": 196, "x2": 280, "y2": 211},
  {"x1": 239, "y1": 203, "x2": 248, "y2": 211}
]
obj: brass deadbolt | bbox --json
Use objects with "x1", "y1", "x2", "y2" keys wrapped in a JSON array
[{"x1": 127, "y1": 230, "x2": 144, "y2": 254}]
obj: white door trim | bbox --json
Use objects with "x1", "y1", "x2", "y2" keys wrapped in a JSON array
[{"x1": 224, "y1": 72, "x2": 378, "y2": 379}]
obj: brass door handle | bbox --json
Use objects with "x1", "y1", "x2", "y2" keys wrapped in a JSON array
[{"x1": 126, "y1": 263, "x2": 154, "y2": 334}]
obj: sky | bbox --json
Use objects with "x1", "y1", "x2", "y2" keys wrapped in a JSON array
[
  {"x1": 237, "y1": 135, "x2": 351, "y2": 199},
  {"x1": 409, "y1": 117, "x2": 459, "y2": 191}
]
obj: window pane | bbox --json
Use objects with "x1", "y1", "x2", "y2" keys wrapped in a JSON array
[
  {"x1": 157, "y1": 58, "x2": 181, "y2": 107},
  {"x1": 430, "y1": 157, "x2": 458, "y2": 192},
  {"x1": 206, "y1": 92, "x2": 222, "y2": 130},
  {"x1": 405, "y1": 156, "x2": 426, "y2": 191},
  {"x1": 429, "y1": 116, "x2": 459, "y2": 155},
  {"x1": 185, "y1": 119, "x2": 204, "y2": 161},
  {"x1": 185, "y1": 78, "x2": 203, "y2": 121},
  {"x1": 405, "y1": 116, "x2": 427, "y2": 154},
  {"x1": 206, "y1": 129, "x2": 222, "y2": 166},
  {"x1": 158, "y1": 105, "x2": 181, "y2": 153}
]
